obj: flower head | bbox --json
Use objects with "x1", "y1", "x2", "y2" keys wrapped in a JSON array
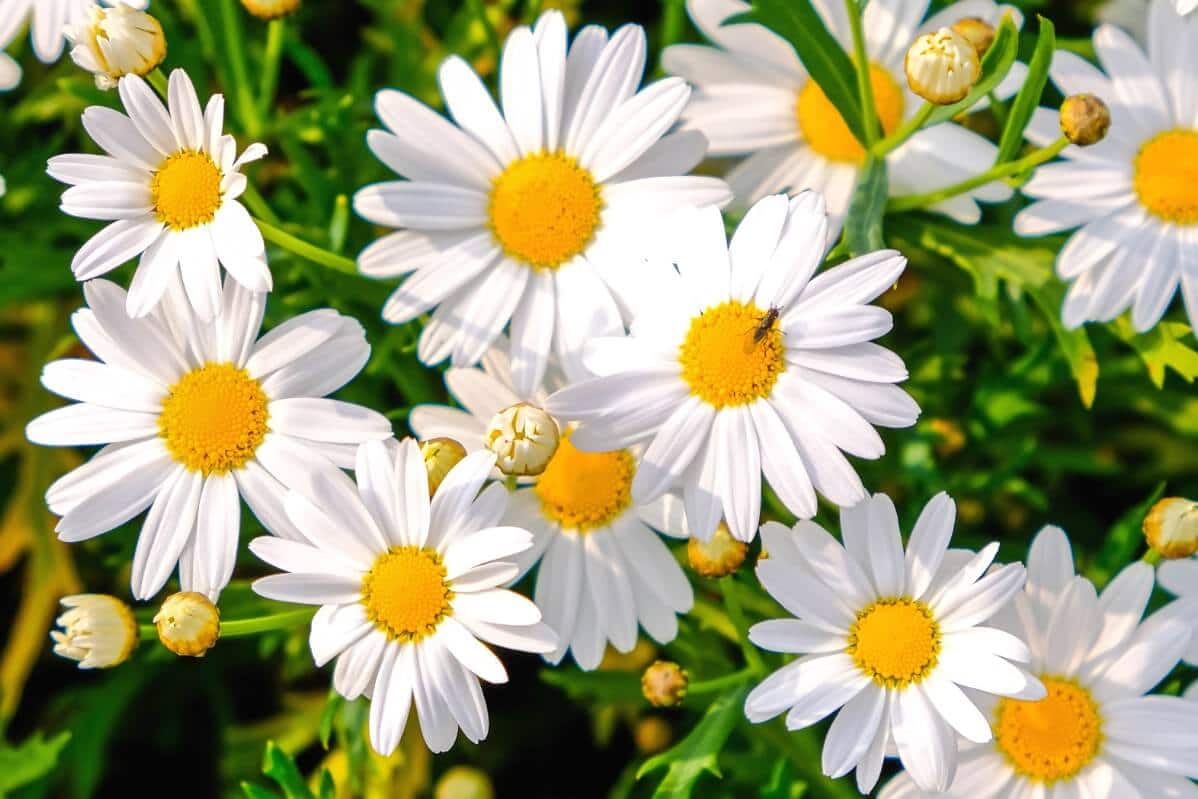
[
  {"x1": 905, "y1": 28, "x2": 980, "y2": 105},
  {"x1": 485, "y1": 403, "x2": 560, "y2": 476},
  {"x1": 0, "y1": 0, "x2": 149, "y2": 73},
  {"x1": 66, "y1": 2, "x2": 166, "y2": 90},
  {"x1": 421, "y1": 437, "x2": 467, "y2": 496},
  {"x1": 154, "y1": 591, "x2": 220, "y2": 656},
  {"x1": 241, "y1": 0, "x2": 301, "y2": 19},
  {"x1": 1059, "y1": 93, "x2": 1111, "y2": 146},
  {"x1": 642, "y1": 660, "x2": 688, "y2": 707},
  {"x1": 1143, "y1": 496, "x2": 1198, "y2": 559},
  {"x1": 51, "y1": 594, "x2": 138, "y2": 668}
]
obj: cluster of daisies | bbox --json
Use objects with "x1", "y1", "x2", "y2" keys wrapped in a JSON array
[{"x1": 9, "y1": 0, "x2": 1198, "y2": 795}]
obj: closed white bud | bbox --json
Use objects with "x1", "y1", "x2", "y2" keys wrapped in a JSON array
[
  {"x1": 51, "y1": 594, "x2": 138, "y2": 669},
  {"x1": 421, "y1": 437, "x2": 467, "y2": 496},
  {"x1": 154, "y1": 591, "x2": 220, "y2": 657},
  {"x1": 484, "y1": 402, "x2": 560, "y2": 477},
  {"x1": 66, "y1": 3, "x2": 166, "y2": 91},
  {"x1": 1144, "y1": 497, "x2": 1198, "y2": 559},
  {"x1": 904, "y1": 28, "x2": 980, "y2": 105}
]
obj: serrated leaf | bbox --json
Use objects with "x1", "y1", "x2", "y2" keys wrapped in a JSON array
[
  {"x1": 995, "y1": 16, "x2": 1055, "y2": 164},
  {"x1": 0, "y1": 731, "x2": 71, "y2": 794},
  {"x1": 261, "y1": 741, "x2": 314, "y2": 799},
  {"x1": 926, "y1": 16, "x2": 1019, "y2": 127},
  {"x1": 1113, "y1": 320, "x2": 1198, "y2": 387},
  {"x1": 727, "y1": 0, "x2": 865, "y2": 145},
  {"x1": 636, "y1": 686, "x2": 748, "y2": 799},
  {"x1": 844, "y1": 156, "x2": 888, "y2": 255}
]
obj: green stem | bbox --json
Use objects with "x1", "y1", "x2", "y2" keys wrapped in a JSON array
[
  {"x1": 146, "y1": 67, "x2": 168, "y2": 97},
  {"x1": 255, "y1": 218, "x2": 357, "y2": 274},
  {"x1": 219, "y1": 0, "x2": 262, "y2": 137},
  {"x1": 138, "y1": 608, "x2": 315, "y2": 643},
  {"x1": 888, "y1": 136, "x2": 1068, "y2": 213},
  {"x1": 1142, "y1": 548, "x2": 1163, "y2": 565},
  {"x1": 257, "y1": 18, "x2": 286, "y2": 121},
  {"x1": 467, "y1": 0, "x2": 502, "y2": 60},
  {"x1": 844, "y1": 0, "x2": 879, "y2": 144},
  {"x1": 987, "y1": 91, "x2": 1010, "y2": 129},
  {"x1": 687, "y1": 667, "x2": 755, "y2": 697},
  {"x1": 872, "y1": 102, "x2": 934, "y2": 157},
  {"x1": 242, "y1": 183, "x2": 280, "y2": 226},
  {"x1": 758, "y1": 723, "x2": 860, "y2": 799},
  {"x1": 721, "y1": 578, "x2": 765, "y2": 675}
]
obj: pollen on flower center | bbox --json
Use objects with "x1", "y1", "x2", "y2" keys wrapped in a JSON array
[
  {"x1": 361, "y1": 546, "x2": 453, "y2": 641},
  {"x1": 797, "y1": 64, "x2": 905, "y2": 164},
  {"x1": 158, "y1": 363, "x2": 269, "y2": 474},
  {"x1": 678, "y1": 300, "x2": 785, "y2": 408},
  {"x1": 847, "y1": 598, "x2": 941, "y2": 687},
  {"x1": 1133, "y1": 130, "x2": 1198, "y2": 225},
  {"x1": 151, "y1": 150, "x2": 223, "y2": 230},
  {"x1": 994, "y1": 677, "x2": 1103, "y2": 784},
  {"x1": 535, "y1": 437, "x2": 635, "y2": 531},
  {"x1": 488, "y1": 151, "x2": 603, "y2": 269}
]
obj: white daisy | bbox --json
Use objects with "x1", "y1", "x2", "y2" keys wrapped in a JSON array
[
  {"x1": 879, "y1": 525, "x2": 1198, "y2": 799},
  {"x1": 0, "y1": 51, "x2": 17, "y2": 89},
  {"x1": 352, "y1": 9, "x2": 732, "y2": 397},
  {"x1": 0, "y1": 0, "x2": 147, "y2": 69},
  {"x1": 1015, "y1": 0, "x2": 1198, "y2": 336},
  {"x1": 47, "y1": 68, "x2": 270, "y2": 321},
  {"x1": 250, "y1": 439, "x2": 558, "y2": 755},
  {"x1": 661, "y1": 0, "x2": 1023, "y2": 228},
  {"x1": 1159, "y1": 557, "x2": 1198, "y2": 665},
  {"x1": 24, "y1": 277, "x2": 391, "y2": 601},
  {"x1": 745, "y1": 492, "x2": 1044, "y2": 794},
  {"x1": 410, "y1": 346, "x2": 694, "y2": 670},
  {"x1": 544, "y1": 192, "x2": 920, "y2": 542}
]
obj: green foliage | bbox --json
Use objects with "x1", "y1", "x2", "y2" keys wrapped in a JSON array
[
  {"x1": 996, "y1": 16, "x2": 1056, "y2": 164},
  {"x1": 844, "y1": 157, "x2": 889, "y2": 256},
  {"x1": 926, "y1": 16, "x2": 1019, "y2": 126},
  {"x1": 0, "y1": 732, "x2": 71, "y2": 796},
  {"x1": 637, "y1": 687, "x2": 749, "y2": 798},
  {"x1": 241, "y1": 742, "x2": 335, "y2": 799}
]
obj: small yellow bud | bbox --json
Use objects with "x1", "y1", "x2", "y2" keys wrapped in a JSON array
[
  {"x1": 950, "y1": 17, "x2": 996, "y2": 56},
  {"x1": 154, "y1": 592, "x2": 220, "y2": 657},
  {"x1": 434, "y1": 766, "x2": 495, "y2": 799},
  {"x1": 634, "y1": 716, "x2": 674, "y2": 754},
  {"x1": 65, "y1": 3, "x2": 166, "y2": 91},
  {"x1": 687, "y1": 522, "x2": 748, "y2": 578},
  {"x1": 904, "y1": 28, "x2": 981, "y2": 105},
  {"x1": 929, "y1": 418, "x2": 966, "y2": 458},
  {"x1": 421, "y1": 437, "x2": 467, "y2": 496},
  {"x1": 1144, "y1": 497, "x2": 1198, "y2": 559},
  {"x1": 1059, "y1": 94, "x2": 1111, "y2": 146},
  {"x1": 641, "y1": 660, "x2": 689, "y2": 707},
  {"x1": 50, "y1": 594, "x2": 138, "y2": 669},
  {"x1": 240, "y1": 0, "x2": 302, "y2": 19},
  {"x1": 484, "y1": 402, "x2": 560, "y2": 477}
]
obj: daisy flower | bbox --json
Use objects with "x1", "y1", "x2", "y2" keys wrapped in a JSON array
[
  {"x1": 1015, "y1": 0, "x2": 1198, "y2": 336},
  {"x1": 661, "y1": 0, "x2": 1023, "y2": 228},
  {"x1": 25, "y1": 277, "x2": 391, "y2": 601},
  {"x1": 352, "y1": 9, "x2": 732, "y2": 397},
  {"x1": 0, "y1": 51, "x2": 17, "y2": 89},
  {"x1": 545, "y1": 193, "x2": 920, "y2": 542},
  {"x1": 0, "y1": 0, "x2": 147, "y2": 71},
  {"x1": 746, "y1": 493, "x2": 1043, "y2": 794},
  {"x1": 48, "y1": 69, "x2": 270, "y2": 321},
  {"x1": 410, "y1": 347, "x2": 694, "y2": 670},
  {"x1": 250, "y1": 439, "x2": 557, "y2": 754},
  {"x1": 879, "y1": 525, "x2": 1198, "y2": 799},
  {"x1": 1158, "y1": 557, "x2": 1198, "y2": 666}
]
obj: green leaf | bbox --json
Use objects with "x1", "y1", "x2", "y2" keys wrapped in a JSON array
[
  {"x1": 260, "y1": 741, "x2": 314, "y2": 799},
  {"x1": 844, "y1": 156, "x2": 888, "y2": 255},
  {"x1": 926, "y1": 16, "x2": 1019, "y2": 127},
  {"x1": 540, "y1": 667, "x2": 644, "y2": 704},
  {"x1": 0, "y1": 731, "x2": 71, "y2": 795},
  {"x1": 1092, "y1": 482, "x2": 1166, "y2": 584},
  {"x1": 1028, "y1": 284, "x2": 1099, "y2": 408},
  {"x1": 637, "y1": 686, "x2": 749, "y2": 799},
  {"x1": 1112, "y1": 320, "x2": 1198, "y2": 387},
  {"x1": 995, "y1": 16, "x2": 1055, "y2": 164},
  {"x1": 241, "y1": 783, "x2": 282, "y2": 799},
  {"x1": 728, "y1": 0, "x2": 865, "y2": 145}
]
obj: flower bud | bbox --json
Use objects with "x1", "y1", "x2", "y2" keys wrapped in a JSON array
[
  {"x1": 154, "y1": 591, "x2": 220, "y2": 657},
  {"x1": 434, "y1": 766, "x2": 495, "y2": 799},
  {"x1": 240, "y1": 0, "x2": 302, "y2": 19},
  {"x1": 641, "y1": 660, "x2": 688, "y2": 707},
  {"x1": 904, "y1": 28, "x2": 980, "y2": 105},
  {"x1": 65, "y1": 3, "x2": 166, "y2": 91},
  {"x1": 950, "y1": 17, "x2": 996, "y2": 56},
  {"x1": 687, "y1": 522, "x2": 748, "y2": 578},
  {"x1": 634, "y1": 716, "x2": 673, "y2": 754},
  {"x1": 484, "y1": 403, "x2": 560, "y2": 477},
  {"x1": 1143, "y1": 497, "x2": 1198, "y2": 559},
  {"x1": 1059, "y1": 94, "x2": 1111, "y2": 146},
  {"x1": 50, "y1": 594, "x2": 138, "y2": 669},
  {"x1": 421, "y1": 437, "x2": 467, "y2": 496}
]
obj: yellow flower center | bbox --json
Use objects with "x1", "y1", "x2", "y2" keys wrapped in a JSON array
[
  {"x1": 535, "y1": 437, "x2": 634, "y2": 531},
  {"x1": 1133, "y1": 130, "x2": 1198, "y2": 225},
  {"x1": 678, "y1": 300, "x2": 785, "y2": 408},
  {"x1": 847, "y1": 598, "x2": 941, "y2": 687},
  {"x1": 361, "y1": 546, "x2": 453, "y2": 641},
  {"x1": 994, "y1": 677, "x2": 1102, "y2": 784},
  {"x1": 151, "y1": 150, "x2": 223, "y2": 231},
  {"x1": 158, "y1": 363, "x2": 269, "y2": 474},
  {"x1": 796, "y1": 64, "x2": 905, "y2": 165},
  {"x1": 488, "y1": 151, "x2": 603, "y2": 269}
]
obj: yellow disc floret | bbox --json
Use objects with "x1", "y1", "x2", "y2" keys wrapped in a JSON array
[
  {"x1": 1134, "y1": 130, "x2": 1198, "y2": 225},
  {"x1": 151, "y1": 150, "x2": 223, "y2": 230},
  {"x1": 535, "y1": 437, "x2": 635, "y2": 531},
  {"x1": 679, "y1": 301, "x2": 785, "y2": 408},
  {"x1": 488, "y1": 151, "x2": 602, "y2": 269},
  {"x1": 797, "y1": 64, "x2": 905, "y2": 164},
  {"x1": 847, "y1": 598, "x2": 941, "y2": 687},
  {"x1": 362, "y1": 547, "x2": 453, "y2": 641},
  {"x1": 994, "y1": 678, "x2": 1103, "y2": 784},
  {"x1": 158, "y1": 363, "x2": 269, "y2": 474}
]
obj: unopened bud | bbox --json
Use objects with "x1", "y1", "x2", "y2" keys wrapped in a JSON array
[
  {"x1": 434, "y1": 765, "x2": 495, "y2": 799},
  {"x1": 951, "y1": 17, "x2": 996, "y2": 56},
  {"x1": 65, "y1": 3, "x2": 166, "y2": 91},
  {"x1": 240, "y1": 0, "x2": 302, "y2": 19},
  {"x1": 154, "y1": 591, "x2": 220, "y2": 657},
  {"x1": 904, "y1": 28, "x2": 980, "y2": 105},
  {"x1": 51, "y1": 594, "x2": 138, "y2": 669},
  {"x1": 421, "y1": 437, "x2": 467, "y2": 496},
  {"x1": 485, "y1": 403, "x2": 559, "y2": 477},
  {"x1": 641, "y1": 660, "x2": 688, "y2": 707},
  {"x1": 634, "y1": 716, "x2": 674, "y2": 754},
  {"x1": 1144, "y1": 497, "x2": 1198, "y2": 559},
  {"x1": 1059, "y1": 94, "x2": 1111, "y2": 146},
  {"x1": 687, "y1": 522, "x2": 748, "y2": 578}
]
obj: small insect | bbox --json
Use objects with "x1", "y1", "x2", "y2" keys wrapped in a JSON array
[{"x1": 743, "y1": 305, "x2": 781, "y2": 354}]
